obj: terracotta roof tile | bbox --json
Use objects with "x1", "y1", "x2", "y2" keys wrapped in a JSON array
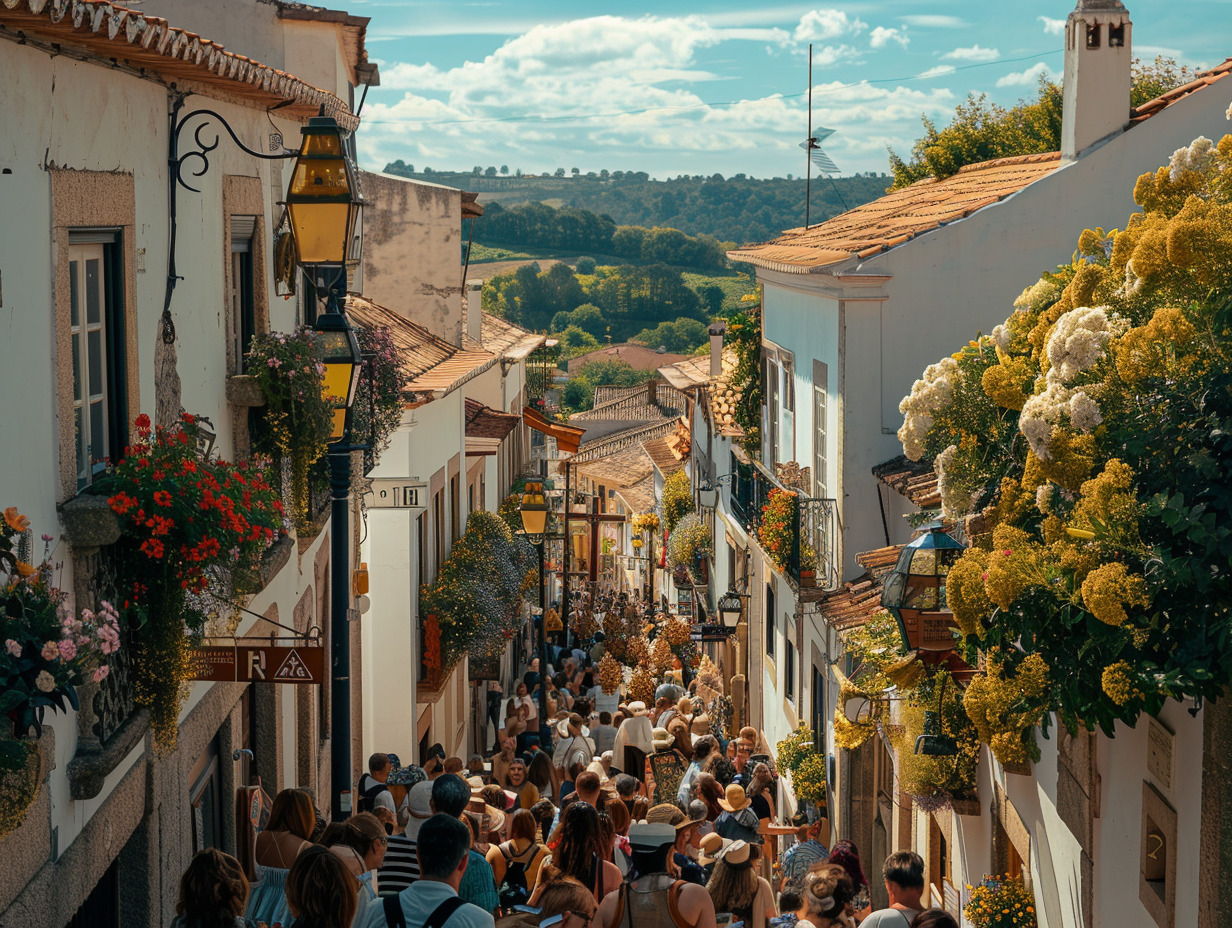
[
  {"x1": 872, "y1": 455, "x2": 941, "y2": 509},
  {"x1": 346, "y1": 295, "x2": 494, "y2": 396},
  {"x1": 642, "y1": 437, "x2": 684, "y2": 477},
  {"x1": 566, "y1": 343, "x2": 689, "y2": 374},
  {"x1": 1128, "y1": 58, "x2": 1232, "y2": 124},
  {"x1": 615, "y1": 475, "x2": 656, "y2": 514},
  {"x1": 465, "y1": 398, "x2": 520, "y2": 441},
  {"x1": 480, "y1": 312, "x2": 544, "y2": 359},
  {"x1": 2, "y1": 0, "x2": 357, "y2": 128},
  {"x1": 728, "y1": 153, "x2": 1061, "y2": 273},
  {"x1": 657, "y1": 355, "x2": 711, "y2": 390},
  {"x1": 817, "y1": 574, "x2": 887, "y2": 631},
  {"x1": 575, "y1": 446, "x2": 656, "y2": 489}
]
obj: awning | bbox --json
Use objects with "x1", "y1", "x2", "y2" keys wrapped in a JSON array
[{"x1": 523, "y1": 406, "x2": 586, "y2": 454}]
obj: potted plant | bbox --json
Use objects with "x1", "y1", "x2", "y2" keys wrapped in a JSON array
[
  {"x1": 0, "y1": 509, "x2": 119, "y2": 838},
  {"x1": 758, "y1": 488, "x2": 797, "y2": 572},
  {"x1": 99, "y1": 414, "x2": 286, "y2": 748},
  {"x1": 964, "y1": 876, "x2": 1037, "y2": 928},
  {"x1": 799, "y1": 542, "x2": 818, "y2": 587}
]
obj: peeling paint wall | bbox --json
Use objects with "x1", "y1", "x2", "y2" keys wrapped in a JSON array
[{"x1": 361, "y1": 170, "x2": 465, "y2": 346}]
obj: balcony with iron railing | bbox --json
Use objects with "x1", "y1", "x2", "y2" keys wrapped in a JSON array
[{"x1": 729, "y1": 455, "x2": 839, "y2": 592}]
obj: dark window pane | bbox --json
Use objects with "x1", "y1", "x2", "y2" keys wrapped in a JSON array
[
  {"x1": 69, "y1": 261, "x2": 80, "y2": 327},
  {"x1": 72, "y1": 334, "x2": 82, "y2": 401},
  {"x1": 88, "y1": 330, "x2": 104, "y2": 397},
  {"x1": 89, "y1": 401, "x2": 105, "y2": 467},
  {"x1": 75, "y1": 407, "x2": 86, "y2": 486},
  {"x1": 86, "y1": 259, "x2": 101, "y2": 324}
]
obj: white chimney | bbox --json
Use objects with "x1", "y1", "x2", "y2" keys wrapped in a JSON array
[
  {"x1": 466, "y1": 278, "x2": 484, "y2": 344},
  {"x1": 1061, "y1": 0, "x2": 1132, "y2": 163},
  {"x1": 708, "y1": 321, "x2": 726, "y2": 379}
]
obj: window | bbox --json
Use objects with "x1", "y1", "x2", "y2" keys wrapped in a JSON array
[
  {"x1": 230, "y1": 216, "x2": 257, "y2": 373},
  {"x1": 300, "y1": 269, "x2": 319, "y2": 326},
  {"x1": 764, "y1": 356, "x2": 779, "y2": 467},
  {"x1": 1085, "y1": 22, "x2": 1100, "y2": 48},
  {"x1": 812, "y1": 665, "x2": 826, "y2": 751},
  {"x1": 433, "y1": 491, "x2": 443, "y2": 577},
  {"x1": 69, "y1": 234, "x2": 127, "y2": 489},
  {"x1": 188, "y1": 738, "x2": 222, "y2": 852},
  {"x1": 813, "y1": 361, "x2": 829, "y2": 497},
  {"x1": 765, "y1": 582, "x2": 775, "y2": 659},
  {"x1": 450, "y1": 474, "x2": 460, "y2": 543},
  {"x1": 785, "y1": 638, "x2": 795, "y2": 703}
]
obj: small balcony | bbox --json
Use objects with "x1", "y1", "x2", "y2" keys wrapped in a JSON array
[{"x1": 730, "y1": 456, "x2": 839, "y2": 592}]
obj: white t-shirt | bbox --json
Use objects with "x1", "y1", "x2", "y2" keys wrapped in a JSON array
[
  {"x1": 859, "y1": 908, "x2": 919, "y2": 927},
  {"x1": 359, "y1": 879, "x2": 494, "y2": 928},
  {"x1": 520, "y1": 695, "x2": 538, "y2": 722},
  {"x1": 553, "y1": 733, "x2": 595, "y2": 770}
]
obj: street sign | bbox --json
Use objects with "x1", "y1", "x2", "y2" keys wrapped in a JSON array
[
  {"x1": 189, "y1": 644, "x2": 325, "y2": 684},
  {"x1": 366, "y1": 478, "x2": 427, "y2": 511}
]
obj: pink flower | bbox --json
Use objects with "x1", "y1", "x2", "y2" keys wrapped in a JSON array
[
  {"x1": 41, "y1": 640, "x2": 59, "y2": 662},
  {"x1": 4, "y1": 639, "x2": 21, "y2": 657},
  {"x1": 35, "y1": 670, "x2": 55, "y2": 692},
  {"x1": 93, "y1": 665, "x2": 110, "y2": 683},
  {"x1": 58, "y1": 638, "x2": 78, "y2": 661},
  {"x1": 41, "y1": 533, "x2": 53, "y2": 543}
]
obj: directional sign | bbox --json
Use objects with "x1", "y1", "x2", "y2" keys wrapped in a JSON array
[
  {"x1": 366, "y1": 478, "x2": 427, "y2": 511},
  {"x1": 189, "y1": 645, "x2": 324, "y2": 684}
]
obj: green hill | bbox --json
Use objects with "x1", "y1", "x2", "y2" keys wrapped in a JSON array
[{"x1": 381, "y1": 164, "x2": 889, "y2": 245}]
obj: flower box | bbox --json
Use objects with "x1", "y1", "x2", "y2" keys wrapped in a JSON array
[
  {"x1": 58, "y1": 494, "x2": 122, "y2": 549},
  {"x1": 225, "y1": 373, "x2": 267, "y2": 408}
]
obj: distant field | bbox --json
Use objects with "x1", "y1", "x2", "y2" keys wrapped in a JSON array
[
  {"x1": 681, "y1": 271, "x2": 757, "y2": 315},
  {"x1": 468, "y1": 242, "x2": 631, "y2": 266}
]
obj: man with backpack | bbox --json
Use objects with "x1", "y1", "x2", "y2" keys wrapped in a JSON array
[
  {"x1": 360, "y1": 813, "x2": 494, "y2": 928},
  {"x1": 359, "y1": 753, "x2": 397, "y2": 817},
  {"x1": 595, "y1": 822, "x2": 717, "y2": 928}
]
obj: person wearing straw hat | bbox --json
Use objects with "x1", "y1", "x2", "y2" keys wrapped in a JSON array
[
  {"x1": 595, "y1": 822, "x2": 717, "y2": 928},
  {"x1": 713, "y1": 785, "x2": 761, "y2": 846},
  {"x1": 703, "y1": 840, "x2": 777, "y2": 928},
  {"x1": 644, "y1": 804, "x2": 705, "y2": 887},
  {"x1": 554, "y1": 713, "x2": 596, "y2": 787},
  {"x1": 613, "y1": 702, "x2": 653, "y2": 784}
]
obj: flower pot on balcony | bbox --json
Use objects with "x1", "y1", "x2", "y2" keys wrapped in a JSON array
[
  {"x1": 58, "y1": 493, "x2": 122, "y2": 548},
  {"x1": 799, "y1": 569, "x2": 817, "y2": 588}
]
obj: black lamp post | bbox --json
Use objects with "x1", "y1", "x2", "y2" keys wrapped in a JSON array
[
  {"x1": 519, "y1": 482, "x2": 552, "y2": 750},
  {"x1": 284, "y1": 113, "x2": 364, "y2": 823}
]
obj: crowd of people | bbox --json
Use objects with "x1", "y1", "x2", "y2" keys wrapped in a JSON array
[{"x1": 169, "y1": 621, "x2": 961, "y2": 928}]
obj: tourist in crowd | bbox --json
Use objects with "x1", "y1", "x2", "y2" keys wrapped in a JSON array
[
  {"x1": 796, "y1": 865, "x2": 856, "y2": 928},
  {"x1": 860, "y1": 852, "x2": 925, "y2": 927},
  {"x1": 527, "y1": 751, "x2": 556, "y2": 804},
  {"x1": 772, "y1": 891, "x2": 801, "y2": 928},
  {"x1": 321, "y1": 813, "x2": 386, "y2": 908},
  {"x1": 360, "y1": 813, "x2": 495, "y2": 928},
  {"x1": 358, "y1": 753, "x2": 397, "y2": 817},
  {"x1": 713, "y1": 784, "x2": 762, "y2": 845},
  {"x1": 612, "y1": 701, "x2": 653, "y2": 781},
  {"x1": 536, "y1": 877, "x2": 599, "y2": 928},
  {"x1": 827, "y1": 841, "x2": 871, "y2": 920},
  {"x1": 288, "y1": 845, "x2": 360, "y2": 928},
  {"x1": 591, "y1": 712, "x2": 618, "y2": 756},
  {"x1": 506, "y1": 758, "x2": 540, "y2": 809},
  {"x1": 432, "y1": 774, "x2": 501, "y2": 915},
  {"x1": 910, "y1": 912, "x2": 957, "y2": 928},
  {"x1": 780, "y1": 821, "x2": 830, "y2": 896},
  {"x1": 530, "y1": 801, "x2": 623, "y2": 903},
  {"x1": 531, "y1": 798, "x2": 558, "y2": 845},
  {"x1": 704, "y1": 840, "x2": 776, "y2": 928},
  {"x1": 677, "y1": 735, "x2": 718, "y2": 806},
  {"x1": 490, "y1": 740, "x2": 518, "y2": 789},
  {"x1": 172, "y1": 848, "x2": 250, "y2": 928},
  {"x1": 247, "y1": 788, "x2": 315, "y2": 926},
  {"x1": 424, "y1": 744, "x2": 448, "y2": 780},
  {"x1": 694, "y1": 774, "x2": 725, "y2": 823},
  {"x1": 595, "y1": 822, "x2": 717, "y2": 928},
  {"x1": 605, "y1": 800, "x2": 632, "y2": 873},
  {"x1": 488, "y1": 808, "x2": 550, "y2": 911},
  {"x1": 645, "y1": 803, "x2": 706, "y2": 887}
]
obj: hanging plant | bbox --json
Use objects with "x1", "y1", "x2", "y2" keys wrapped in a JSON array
[
  {"x1": 667, "y1": 512, "x2": 711, "y2": 570},
  {"x1": 352, "y1": 325, "x2": 410, "y2": 474},
  {"x1": 792, "y1": 752, "x2": 828, "y2": 806},
  {"x1": 964, "y1": 876, "x2": 1038, "y2": 928},
  {"x1": 632, "y1": 512, "x2": 660, "y2": 535},
  {"x1": 775, "y1": 725, "x2": 817, "y2": 776},
  {"x1": 725, "y1": 304, "x2": 763, "y2": 454},
  {"x1": 99, "y1": 415, "x2": 286, "y2": 748},
  {"x1": 886, "y1": 670, "x2": 981, "y2": 813},
  {"x1": 661, "y1": 472, "x2": 693, "y2": 535},
  {"x1": 246, "y1": 329, "x2": 333, "y2": 531}
]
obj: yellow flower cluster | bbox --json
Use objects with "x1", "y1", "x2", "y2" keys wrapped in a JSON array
[
  {"x1": 980, "y1": 355, "x2": 1033, "y2": 411},
  {"x1": 1114, "y1": 305, "x2": 1198, "y2": 385},
  {"x1": 963, "y1": 654, "x2": 1051, "y2": 767},
  {"x1": 1080, "y1": 561, "x2": 1149, "y2": 627},
  {"x1": 1069, "y1": 459, "x2": 1143, "y2": 549},
  {"x1": 947, "y1": 548, "x2": 992, "y2": 636},
  {"x1": 832, "y1": 708, "x2": 876, "y2": 750},
  {"x1": 983, "y1": 525, "x2": 1047, "y2": 610},
  {"x1": 1101, "y1": 660, "x2": 1144, "y2": 707},
  {"x1": 964, "y1": 875, "x2": 1038, "y2": 928}
]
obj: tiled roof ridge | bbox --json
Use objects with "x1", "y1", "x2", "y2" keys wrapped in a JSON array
[
  {"x1": 952, "y1": 151, "x2": 1061, "y2": 174},
  {"x1": 3, "y1": 0, "x2": 358, "y2": 130},
  {"x1": 572, "y1": 419, "x2": 677, "y2": 462},
  {"x1": 1129, "y1": 57, "x2": 1232, "y2": 123}
]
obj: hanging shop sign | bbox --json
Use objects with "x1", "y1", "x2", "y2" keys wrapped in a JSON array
[{"x1": 189, "y1": 644, "x2": 325, "y2": 684}]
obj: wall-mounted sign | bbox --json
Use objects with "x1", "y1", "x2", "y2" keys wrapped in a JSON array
[
  {"x1": 366, "y1": 478, "x2": 428, "y2": 510},
  {"x1": 1147, "y1": 717, "x2": 1173, "y2": 791},
  {"x1": 189, "y1": 645, "x2": 324, "y2": 684}
]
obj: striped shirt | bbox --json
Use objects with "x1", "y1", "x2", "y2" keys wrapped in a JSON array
[
  {"x1": 378, "y1": 835, "x2": 420, "y2": 896},
  {"x1": 780, "y1": 839, "x2": 829, "y2": 895}
]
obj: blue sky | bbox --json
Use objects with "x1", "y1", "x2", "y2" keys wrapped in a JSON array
[{"x1": 352, "y1": 1, "x2": 1232, "y2": 179}]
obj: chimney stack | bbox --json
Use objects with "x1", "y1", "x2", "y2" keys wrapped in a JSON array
[
  {"x1": 1061, "y1": 0, "x2": 1132, "y2": 163},
  {"x1": 708, "y1": 321, "x2": 727, "y2": 379},
  {"x1": 466, "y1": 279, "x2": 484, "y2": 344}
]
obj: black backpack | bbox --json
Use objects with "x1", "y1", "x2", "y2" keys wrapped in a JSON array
[
  {"x1": 497, "y1": 842, "x2": 537, "y2": 910},
  {"x1": 358, "y1": 776, "x2": 390, "y2": 814}
]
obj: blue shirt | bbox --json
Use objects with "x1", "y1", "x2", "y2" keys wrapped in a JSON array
[
  {"x1": 458, "y1": 849, "x2": 499, "y2": 914},
  {"x1": 780, "y1": 840, "x2": 829, "y2": 895}
]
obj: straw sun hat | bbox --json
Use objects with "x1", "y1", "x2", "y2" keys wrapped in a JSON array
[{"x1": 718, "y1": 782, "x2": 751, "y2": 813}]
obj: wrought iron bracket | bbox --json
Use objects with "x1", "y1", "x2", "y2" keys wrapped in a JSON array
[{"x1": 172, "y1": 107, "x2": 298, "y2": 193}]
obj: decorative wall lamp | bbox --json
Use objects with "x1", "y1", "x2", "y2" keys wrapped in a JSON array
[
  {"x1": 880, "y1": 523, "x2": 965, "y2": 660},
  {"x1": 717, "y1": 588, "x2": 744, "y2": 630}
]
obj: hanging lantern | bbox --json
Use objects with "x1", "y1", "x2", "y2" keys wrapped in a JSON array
[
  {"x1": 519, "y1": 481, "x2": 549, "y2": 542},
  {"x1": 285, "y1": 113, "x2": 362, "y2": 267},
  {"x1": 314, "y1": 310, "x2": 362, "y2": 443},
  {"x1": 881, "y1": 524, "x2": 964, "y2": 658}
]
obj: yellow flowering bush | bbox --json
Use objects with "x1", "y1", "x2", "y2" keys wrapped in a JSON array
[
  {"x1": 895, "y1": 134, "x2": 1232, "y2": 737},
  {"x1": 964, "y1": 876, "x2": 1037, "y2": 928}
]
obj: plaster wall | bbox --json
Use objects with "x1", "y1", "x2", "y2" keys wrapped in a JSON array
[
  {"x1": 284, "y1": 21, "x2": 352, "y2": 99},
  {"x1": 126, "y1": 0, "x2": 286, "y2": 73},
  {"x1": 361, "y1": 171, "x2": 465, "y2": 346}
]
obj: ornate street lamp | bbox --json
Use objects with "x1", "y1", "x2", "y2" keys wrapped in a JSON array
[
  {"x1": 519, "y1": 481, "x2": 549, "y2": 542},
  {"x1": 519, "y1": 482, "x2": 552, "y2": 748},
  {"x1": 285, "y1": 114, "x2": 362, "y2": 268},
  {"x1": 880, "y1": 524, "x2": 964, "y2": 659},
  {"x1": 718, "y1": 589, "x2": 743, "y2": 630},
  {"x1": 314, "y1": 310, "x2": 362, "y2": 443}
]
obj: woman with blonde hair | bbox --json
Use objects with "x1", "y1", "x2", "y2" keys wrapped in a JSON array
[
  {"x1": 704, "y1": 841, "x2": 776, "y2": 928},
  {"x1": 172, "y1": 848, "x2": 250, "y2": 928},
  {"x1": 798, "y1": 865, "x2": 857, "y2": 928},
  {"x1": 286, "y1": 844, "x2": 359, "y2": 928},
  {"x1": 247, "y1": 788, "x2": 315, "y2": 926}
]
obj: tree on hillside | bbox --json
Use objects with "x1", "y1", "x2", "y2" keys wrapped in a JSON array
[
  {"x1": 631, "y1": 318, "x2": 709, "y2": 354},
  {"x1": 485, "y1": 166, "x2": 498, "y2": 176},
  {"x1": 576, "y1": 256, "x2": 598, "y2": 275},
  {"x1": 557, "y1": 326, "x2": 600, "y2": 359},
  {"x1": 551, "y1": 303, "x2": 606, "y2": 339},
  {"x1": 700, "y1": 284, "x2": 726, "y2": 316},
  {"x1": 555, "y1": 168, "x2": 566, "y2": 177},
  {"x1": 561, "y1": 359, "x2": 658, "y2": 412},
  {"x1": 500, "y1": 165, "x2": 509, "y2": 175},
  {"x1": 890, "y1": 59, "x2": 1196, "y2": 189}
]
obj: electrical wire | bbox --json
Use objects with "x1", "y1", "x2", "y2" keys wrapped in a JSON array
[{"x1": 357, "y1": 50, "x2": 1058, "y2": 130}]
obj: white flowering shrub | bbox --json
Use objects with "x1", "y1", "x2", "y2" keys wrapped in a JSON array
[{"x1": 898, "y1": 357, "x2": 962, "y2": 461}]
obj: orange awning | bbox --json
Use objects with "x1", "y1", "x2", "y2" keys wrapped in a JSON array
[{"x1": 523, "y1": 406, "x2": 585, "y2": 454}]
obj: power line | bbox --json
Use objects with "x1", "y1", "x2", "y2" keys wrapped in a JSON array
[{"x1": 358, "y1": 50, "x2": 1059, "y2": 129}]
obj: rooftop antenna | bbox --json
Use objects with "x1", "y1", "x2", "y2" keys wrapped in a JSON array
[{"x1": 801, "y1": 44, "x2": 843, "y2": 227}]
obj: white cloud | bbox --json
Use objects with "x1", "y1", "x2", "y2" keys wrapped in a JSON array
[
  {"x1": 941, "y1": 44, "x2": 1000, "y2": 63},
  {"x1": 917, "y1": 65, "x2": 956, "y2": 79},
  {"x1": 1038, "y1": 16, "x2": 1065, "y2": 35},
  {"x1": 794, "y1": 9, "x2": 868, "y2": 42},
  {"x1": 900, "y1": 14, "x2": 968, "y2": 28},
  {"x1": 812, "y1": 44, "x2": 863, "y2": 68},
  {"x1": 870, "y1": 26, "x2": 909, "y2": 49},
  {"x1": 996, "y1": 61, "x2": 1058, "y2": 87}
]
